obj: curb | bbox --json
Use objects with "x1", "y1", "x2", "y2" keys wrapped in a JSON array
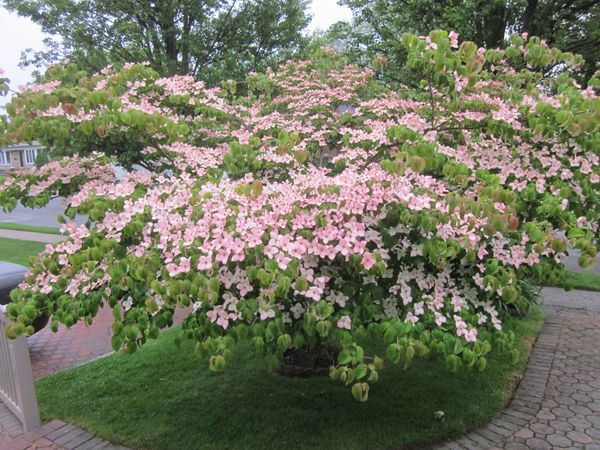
[{"x1": 0, "y1": 417, "x2": 130, "y2": 450}]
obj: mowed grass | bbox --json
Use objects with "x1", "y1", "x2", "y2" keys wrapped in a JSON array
[
  {"x1": 564, "y1": 270, "x2": 600, "y2": 292},
  {"x1": 0, "y1": 222, "x2": 62, "y2": 235},
  {"x1": 0, "y1": 237, "x2": 46, "y2": 266},
  {"x1": 36, "y1": 306, "x2": 544, "y2": 450}
]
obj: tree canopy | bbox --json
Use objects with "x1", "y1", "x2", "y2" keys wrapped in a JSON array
[
  {"x1": 2, "y1": 0, "x2": 311, "y2": 83},
  {"x1": 1, "y1": 31, "x2": 598, "y2": 401},
  {"x1": 333, "y1": 0, "x2": 599, "y2": 83}
]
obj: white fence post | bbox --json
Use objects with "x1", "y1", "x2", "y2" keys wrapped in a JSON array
[{"x1": 0, "y1": 306, "x2": 41, "y2": 432}]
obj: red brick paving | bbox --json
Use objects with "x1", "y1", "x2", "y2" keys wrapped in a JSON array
[
  {"x1": 28, "y1": 307, "x2": 114, "y2": 379},
  {"x1": 28, "y1": 305, "x2": 190, "y2": 378}
]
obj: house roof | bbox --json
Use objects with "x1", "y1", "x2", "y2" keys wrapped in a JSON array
[{"x1": 1, "y1": 142, "x2": 43, "y2": 151}]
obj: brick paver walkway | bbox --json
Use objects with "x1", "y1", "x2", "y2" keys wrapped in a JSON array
[
  {"x1": 0, "y1": 417, "x2": 128, "y2": 450},
  {"x1": 28, "y1": 306, "x2": 114, "y2": 379},
  {"x1": 28, "y1": 305, "x2": 190, "y2": 379},
  {"x1": 437, "y1": 287, "x2": 600, "y2": 450}
]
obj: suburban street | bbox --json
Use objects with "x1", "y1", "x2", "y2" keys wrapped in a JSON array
[{"x1": 0, "y1": 197, "x2": 85, "y2": 227}]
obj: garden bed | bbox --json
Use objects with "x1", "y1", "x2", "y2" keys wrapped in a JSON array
[{"x1": 35, "y1": 306, "x2": 544, "y2": 450}]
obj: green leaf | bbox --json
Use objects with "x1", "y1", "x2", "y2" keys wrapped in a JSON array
[
  {"x1": 386, "y1": 343, "x2": 401, "y2": 364},
  {"x1": 295, "y1": 276, "x2": 309, "y2": 292},
  {"x1": 276, "y1": 334, "x2": 292, "y2": 351},
  {"x1": 355, "y1": 363, "x2": 368, "y2": 380},
  {"x1": 338, "y1": 349, "x2": 352, "y2": 365},
  {"x1": 414, "y1": 341, "x2": 429, "y2": 357},
  {"x1": 251, "y1": 336, "x2": 264, "y2": 350},
  {"x1": 445, "y1": 354, "x2": 462, "y2": 372},
  {"x1": 209, "y1": 355, "x2": 226, "y2": 372},
  {"x1": 351, "y1": 382, "x2": 369, "y2": 402},
  {"x1": 383, "y1": 325, "x2": 397, "y2": 343},
  {"x1": 316, "y1": 320, "x2": 331, "y2": 337},
  {"x1": 476, "y1": 357, "x2": 487, "y2": 371},
  {"x1": 462, "y1": 348, "x2": 476, "y2": 367}
]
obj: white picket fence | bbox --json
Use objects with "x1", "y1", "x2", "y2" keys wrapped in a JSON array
[{"x1": 0, "y1": 305, "x2": 40, "y2": 432}]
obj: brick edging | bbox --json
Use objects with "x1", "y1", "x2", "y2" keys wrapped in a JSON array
[
  {"x1": 1, "y1": 419, "x2": 130, "y2": 449},
  {"x1": 433, "y1": 307, "x2": 562, "y2": 450}
]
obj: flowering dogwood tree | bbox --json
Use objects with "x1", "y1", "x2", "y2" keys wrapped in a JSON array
[{"x1": 1, "y1": 31, "x2": 598, "y2": 401}]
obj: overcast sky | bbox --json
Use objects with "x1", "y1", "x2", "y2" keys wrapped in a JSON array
[{"x1": 0, "y1": 1, "x2": 352, "y2": 107}]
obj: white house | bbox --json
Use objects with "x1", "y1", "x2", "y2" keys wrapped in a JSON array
[{"x1": 0, "y1": 142, "x2": 43, "y2": 174}]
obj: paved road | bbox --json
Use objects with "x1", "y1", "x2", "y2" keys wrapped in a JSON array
[
  {"x1": 0, "y1": 197, "x2": 86, "y2": 227},
  {"x1": 564, "y1": 252, "x2": 600, "y2": 275},
  {"x1": 0, "y1": 229, "x2": 65, "y2": 243}
]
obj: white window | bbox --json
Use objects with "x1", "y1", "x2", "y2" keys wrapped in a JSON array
[
  {"x1": 0, "y1": 150, "x2": 11, "y2": 165},
  {"x1": 24, "y1": 149, "x2": 37, "y2": 165}
]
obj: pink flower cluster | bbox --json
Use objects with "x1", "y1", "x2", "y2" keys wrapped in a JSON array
[{"x1": 4, "y1": 40, "x2": 598, "y2": 352}]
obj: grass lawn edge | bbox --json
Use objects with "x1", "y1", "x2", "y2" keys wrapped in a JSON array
[
  {"x1": 546, "y1": 270, "x2": 600, "y2": 292},
  {"x1": 0, "y1": 222, "x2": 63, "y2": 235},
  {"x1": 502, "y1": 306, "x2": 545, "y2": 407},
  {"x1": 0, "y1": 237, "x2": 47, "y2": 266},
  {"x1": 35, "y1": 306, "x2": 545, "y2": 450}
]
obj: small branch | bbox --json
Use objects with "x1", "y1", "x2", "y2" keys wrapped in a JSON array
[
  {"x1": 427, "y1": 72, "x2": 436, "y2": 129},
  {"x1": 427, "y1": 124, "x2": 485, "y2": 133}
]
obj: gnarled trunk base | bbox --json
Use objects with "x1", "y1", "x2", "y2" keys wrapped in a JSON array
[{"x1": 276, "y1": 342, "x2": 341, "y2": 378}]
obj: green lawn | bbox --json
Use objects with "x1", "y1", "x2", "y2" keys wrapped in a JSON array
[
  {"x1": 0, "y1": 237, "x2": 46, "y2": 266},
  {"x1": 564, "y1": 271, "x2": 600, "y2": 292},
  {"x1": 36, "y1": 307, "x2": 544, "y2": 450},
  {"x1": 0, "y1": 222, "x2": 62, "y2": 235}
]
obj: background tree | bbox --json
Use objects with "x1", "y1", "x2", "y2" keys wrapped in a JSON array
[
  {"x1": 334, "y1": 0, "x2": 599, "y2": 83},
  {"x1": 516, "y1": 0, "x2": 600, "y2": 81},
  {"x1": 2, "y1": 0, "x2": 311, "y2": 84}
]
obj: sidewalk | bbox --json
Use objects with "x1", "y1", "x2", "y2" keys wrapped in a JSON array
[
  {"x1": 28, "y1": 306, "x2": 190, "y2": 379},
  {"x1": 436, "y1": 288, "x2": 600, "y2": 449},
  {"x1": 0, "y1": 229, "x2": 65, "y2": 244},
  {"x1": 0, "y1": 416, "x2": 128, "y2": 450}
]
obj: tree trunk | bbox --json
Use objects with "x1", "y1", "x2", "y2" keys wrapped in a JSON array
[
  {"x1": 153, "y1": 1, "x2": 179, "y2": 75},
  {"x1": 483, "y1": 0, "x2": 508, "y2": 48},
  {"x1": 522, "y1": 0, "x2": 539, "y2": 34}
]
